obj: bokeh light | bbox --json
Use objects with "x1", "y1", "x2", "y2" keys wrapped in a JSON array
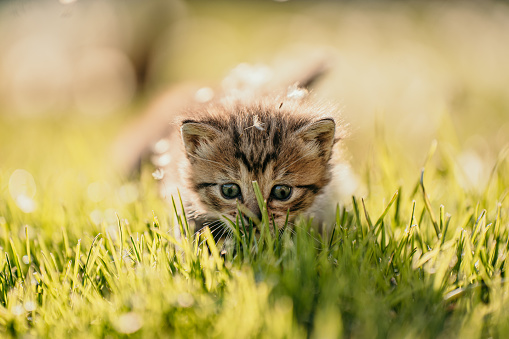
[{"x1": 9, "y1": 169, "x2": 37, "y2": 213}]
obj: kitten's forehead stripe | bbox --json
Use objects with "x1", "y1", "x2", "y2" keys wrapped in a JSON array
[
  {"x1": 234, "y1": 150, "x2": 252, "y2": 172},
  {"x1": 231, "y1": 120, "x2": 283, "y2": 175},
  {"x1": 260, "y1": 151, "x2": 277, "y2": 174},
  {"x1": 272, "y1": 128, "x2": 282, "y2": 149},
  {"x1": 232, "y1": 128, "x2": 241, "y2": 148}
]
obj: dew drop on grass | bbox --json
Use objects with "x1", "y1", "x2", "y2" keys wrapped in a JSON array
[{"x1": 22, "y1": 255, "x2": 30, "y2": 265}]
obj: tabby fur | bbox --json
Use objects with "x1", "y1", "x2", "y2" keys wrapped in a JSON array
[
  {"x1": 166, "y1": 92, "x2": 348, "y2": 228},
  {"x1": 115, "y1": 60, "x2": 355, "y2": 230}
]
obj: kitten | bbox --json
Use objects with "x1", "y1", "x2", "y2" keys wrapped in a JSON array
[
  {"x1": 177, "y1": 94, "x2": 342, "y2": 228},
  {"x1": 114, "y1": 60, "x2": 355, "y2": 230}
]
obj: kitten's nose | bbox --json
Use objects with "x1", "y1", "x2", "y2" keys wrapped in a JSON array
[
  {"x1": 252, "y1": 208, "x2": 262, "y2": 222},
  {"x1": 245, "y1": 202, "x2": 262, "y2": 222}
]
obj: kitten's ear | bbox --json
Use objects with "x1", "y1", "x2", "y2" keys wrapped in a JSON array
[
  {"x1": 297, "y1": 118, "x2": 336, "y2": 160},
  {"x1": 181, "y1": 121, "x2": 219, "y2": 155}
]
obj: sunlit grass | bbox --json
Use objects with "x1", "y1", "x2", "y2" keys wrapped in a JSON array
[
  {"x1": 0, "y1": 113, "x2": 508, "y2": 338},
  {"x1": 1, "y1": 0, "x2": 509, "y2": 337}
]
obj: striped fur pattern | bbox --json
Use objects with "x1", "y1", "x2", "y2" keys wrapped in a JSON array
[{"x1": 179, "y1": 94, "x2": 342, "y2": 227}]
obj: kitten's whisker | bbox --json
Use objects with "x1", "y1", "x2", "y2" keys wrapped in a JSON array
[
  {"x1": 198, "y1": 225, "x2": 223, "y2": 247},
  {"x1": 202, "y1": 220, "x2": 219, "y2": 228},
  {"x1": 284, "y1": 218, "x2": 323, "y2": 244},
  {"x1": 279, "y1": 225, "x2": 293, "y2": 237},
  {"x1": 214, "y1": 224, "x2": 229, "y2": 243},
  {"x1": 277, "y1": 153, "x2": 309, "y2": 174},
  {"x1": 210, "y1": 223, "x2": 225, "y2": 236},
  {"x1": 278, "y1": 227, "x2": 288, "y2": 241},
  {"x1": 206, "y1": 220, "x2": 223, "y2": 229},
  {"x1": 224, "y1": 230, "x2": 234, "y2": 244},
  {"x1": 222, "y1": 230, "x2": 236, "y2": 253},
  {"x1": 286, "y1": 226, "x2": 297, "y2": 236},
  {"x1": 291, "y1": 224, "x2": 324, "y2": 247},
  {"x1": 194, "y1": 220, "x2": 227, "y2": 247},
  {"x1": 279, "y1": 154, "x2": 305, "y2": 169},
  {"x1": 193, "y1": 224, "x2": 212, "y2": 238},
  {"x1": 208, "y1": 231, "x2": 223, "y2": 245},
  {"x1": 193, "y1": 220, "x2": 223, "y2": 245}
]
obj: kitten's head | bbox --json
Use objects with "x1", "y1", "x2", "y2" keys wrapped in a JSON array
[{"x1": 180, "y1": 97, "x2": 338, "y2": 228}]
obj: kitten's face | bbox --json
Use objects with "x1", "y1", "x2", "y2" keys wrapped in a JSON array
[{"x1": 181, "y1": 102, "x2": 336, "y2": 228}]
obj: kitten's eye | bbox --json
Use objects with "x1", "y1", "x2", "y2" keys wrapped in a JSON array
[
  {"x1": 271, "y1": 185, "x2": 292, "y2": 201},
  {"x1": 221, "y1": 183, "x2": 241, "y2": 199}
]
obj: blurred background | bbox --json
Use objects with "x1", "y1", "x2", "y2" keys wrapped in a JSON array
[{"x1": 1, "y1": 0, "x2": 509, "y2": 218}]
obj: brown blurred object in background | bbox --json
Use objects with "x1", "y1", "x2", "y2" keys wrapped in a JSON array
[{"x1": 0, "y1": 0, "x2": 185, "y2": 117}]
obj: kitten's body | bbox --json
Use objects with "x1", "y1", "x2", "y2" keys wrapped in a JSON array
[{"x1": 114, "y1": 60, "x2": 356, "y2": 230}]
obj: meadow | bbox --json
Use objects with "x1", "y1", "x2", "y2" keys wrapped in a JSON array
[{"x1": 1, "y1": 1, "x2": 509, "y2": 338}]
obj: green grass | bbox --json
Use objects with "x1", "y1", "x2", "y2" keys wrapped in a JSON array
[
  {"x1": 0, "y1": 116, "x2": 508, "y2": 338},
  {"x1": 2, "y1": 1, "x2": 509, "y2": 337}
]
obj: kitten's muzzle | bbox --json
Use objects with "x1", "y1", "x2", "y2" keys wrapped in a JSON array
[{"x1": 237, "y1": 202, "x2": 262, "y2": 225}]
